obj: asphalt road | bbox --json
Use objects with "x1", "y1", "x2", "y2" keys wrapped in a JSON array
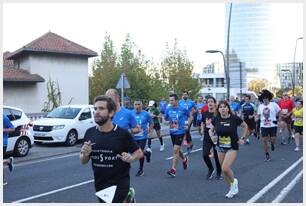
[{"x1": 3, "y1": 131, "x2": 303, "y2": 203}]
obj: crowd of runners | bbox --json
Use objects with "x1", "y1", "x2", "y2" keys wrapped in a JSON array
[{"x1": 78, "y1": 88, "x2": 303, "y2": 202}]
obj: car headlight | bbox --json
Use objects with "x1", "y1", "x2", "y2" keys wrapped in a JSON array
[{"x1": 52, "y1": 125, "x2": 65, "y2": 130}]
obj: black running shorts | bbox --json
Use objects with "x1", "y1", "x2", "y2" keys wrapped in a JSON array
[
  {"x1": 153, "y1": 123, "x2": 161, "y2": 131},
  {"x1": 261, "y1": 127, "x2": 277, "y2": 137},
  {"x1": 170, "y1": 134, "x2": 184, "y2": 146},
  {"x1": 293, "y1": 126, "x2": 303, "y2": 135},
  {"x1": 136, "y1": 139, "x2": 147, "y2": 151}
]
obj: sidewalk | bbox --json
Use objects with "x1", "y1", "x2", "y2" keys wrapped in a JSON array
[{"x1": 14, "y1": 124, "x2": 198, "y2": 163}]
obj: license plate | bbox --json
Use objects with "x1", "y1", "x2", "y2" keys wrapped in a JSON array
[{"x1": 34, "y1": 132, "x2": 46, "y2": 137}]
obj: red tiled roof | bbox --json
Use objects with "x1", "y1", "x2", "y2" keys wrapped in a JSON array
[
  {"x1": 3, "y1": 68, "x2": 45, "y2": 83},
  {"x1": 7, "y1": 32, "x2": 98, "y2": 60},
  {"x1": 3, "y1": 51, "x2": 15, "y2": 68}
]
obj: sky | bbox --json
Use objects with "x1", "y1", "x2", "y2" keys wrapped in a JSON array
[{"x1": 2, "y1": 2, "x2": 303, "y2": 75}]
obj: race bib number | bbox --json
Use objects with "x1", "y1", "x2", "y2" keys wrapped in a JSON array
[
  {"x1": 134, "y1": 128, "x2": 144, "y2": 137},
  {"x1": 295, "y1": 117, "x2": 303, "y2": 122},
  {"x1": 263, "y1": 119, "x2": 272, "y2": 126},
  {"x1": 282, "y1": 109, "x2": 288, "y2": 114},
  {"x1": 205, "y1": 118, "x2": 213, "y2": 128},
  {"x1": 170, "y1": 120, "x2": 179, "y2": 131},
  {"x1": 219, "y1": 136, "x2": 231, "y2": 148}
]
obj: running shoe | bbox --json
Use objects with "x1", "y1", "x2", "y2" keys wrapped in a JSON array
[
  {"x1": 206, "y1": 169, "x2": 215, "y2": 180},
  {"x1": 287, "y1": 136, "x2": 293, "y2": 144},
  {"x1": 215, "y1": 174, "x2": 223, "y2": 180},
  {"x1": 225, "y1": 178, "x2": 238, "y2": 198},
  {"x1": 167, "y1": 168, "x2": 176, "y2": 177},
  {"x1": 246, "y1": 139, "x2": 250, "y2": 145},
  {"x1": 264, "y1": 153, "x2": 271, "y2": 162},
  {"x1": 145, "y1": 148, "x2": 152, "y2": 163},
  {"x1": 160, "y1": 144, "x2": 165, "y2": 152},
  {"x1": 8, "y1": 157, "x2": 14, "y2": 172},
  {"x1": 3, "y1": 180, "x2": 8, "y2": 186},
  {"x1": 281, "y1": 140, "x2": 287, "y2": 145},
  {"x1": 126, "y1": 187, "x2": 136, "y2": 203},
  {"x1": 182, "y1": 156, "x2": 189, "y2": 170},
  {"x1": 271, "y1": 143, "x2": 275, "y2": 151},
  {"x1": 136, "y1": 169, "x2": 144, "y2": 177},
  {"x1": 294, "y1": 147, "x2": 300, "y2": 152}
]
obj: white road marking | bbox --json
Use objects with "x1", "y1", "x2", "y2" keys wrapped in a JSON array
[
  {"x1": 12, "y1": 179, "x2": 94, "y2": 203},
  {"x1": 15, "y1": 153, "x2": 80, "y2": 167},
  {"x1": 247, "y1": 156, "x2": 303, "y2": 203},
  {"x1": 166, "y1": 148, "x2": 202, "y2": 160},
  {"x1": 271, "y1": 170, "x2": 303, "y2": 203}
]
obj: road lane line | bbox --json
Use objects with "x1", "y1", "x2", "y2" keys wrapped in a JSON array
[
  {"x1": 165, "y1": 148, "x2": 202, "y2": 160},
  {"x1": 15, "y1": 153, "x2": 80, "y2": 167},
  {"x1": 247, "y1": 156, "x2": 303, "y2": 203},
  {"x1": 271, "y1": 170, "x2": 303, "y2": 203},
  {"x1": 12, "y1": 179, "x2": 94, "y2": 203}
]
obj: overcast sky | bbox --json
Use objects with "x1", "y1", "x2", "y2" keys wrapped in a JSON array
[{"x1": 3, "y1": 3, "x2": 303, "y2": 74}]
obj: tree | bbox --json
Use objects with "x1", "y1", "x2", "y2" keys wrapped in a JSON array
[
  {"x1": 42, "y1": 77, "x2": 62, "y2": 112},
  {"x1": 89, "y1": 33, "x2": 121, "y2": 103},
  {"x1": 160, "y1": 39, "x2": 201, "y2": 98},
  {"x1": 248, "y1": 79, "x2": 269, "y2": 94}
]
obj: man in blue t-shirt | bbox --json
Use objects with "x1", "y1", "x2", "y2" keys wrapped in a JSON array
[
  {"x1": 164, "y1": 93, "x2": 193, "y2": 177},
  {"x1": 178, "y1": 90, "x2": 196, "y2": 154},
  {"x1": 132, "y1": 100, "x2": 153, "y2": 177},
  {"x1": 3, "y1": 114, "x2": 15, "y2": 185},
  {"x1": 195, "y1": 95, "x2": 206, "y2": 136},
  {"x1": 105, "y1": 89, "x2": 140, "y2": 134}
]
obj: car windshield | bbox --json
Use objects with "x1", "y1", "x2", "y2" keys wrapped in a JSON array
[{"x1": 46, "y1": 107, "x2": 81, "y2": 119}]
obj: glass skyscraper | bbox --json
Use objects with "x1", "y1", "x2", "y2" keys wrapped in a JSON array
[{"x1": 225, "y1": 3, "x2": 277, "y2": 87}]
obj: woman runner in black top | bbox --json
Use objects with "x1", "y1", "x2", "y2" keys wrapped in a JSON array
[
  {"x1": 209, "y1": 100, "x2": 248, "y2": 199},
  {"x1": 80, "y1": 95, "x2": 143, "y2": 203},
  {"x1": 201, "y1": 96, "x2": 222, "y2": 180}
]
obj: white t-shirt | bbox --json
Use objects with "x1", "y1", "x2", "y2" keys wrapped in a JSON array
[{"x1": 257, "y1": 102, "x2": 281, "y2": 128}]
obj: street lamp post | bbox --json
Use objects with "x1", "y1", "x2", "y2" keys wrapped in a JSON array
[
  {"x1": 281, "y1": 69, "x2": 294, "y2": 92},
  {"x1": 292, "y1": 37, "x2": 303, "y2": 96},
  {"x1": 206, "y1": 50, "x2": 229, "y2": 99}
]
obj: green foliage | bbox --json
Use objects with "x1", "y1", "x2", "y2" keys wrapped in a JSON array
[
  {"x1": 42, "y1": 77, "x2": 62, "y2": 112},
  {"x1": 89, "y1": 34, "x2": 200, "y2": 105},
  {"x1": 160, "y1": 39, "x2": 201, "y2": 99}
]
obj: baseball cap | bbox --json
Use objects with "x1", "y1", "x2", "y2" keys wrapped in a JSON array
[{"x1": 148, "y1": 100, "x2": 155, "y2": 106}]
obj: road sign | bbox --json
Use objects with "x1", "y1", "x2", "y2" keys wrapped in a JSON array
[{"x1": 116, "y1": 73, "x2": 130, "y2": 89}]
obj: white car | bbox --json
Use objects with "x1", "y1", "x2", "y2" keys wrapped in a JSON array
[
  {"x1": 3, "y1": 106, "x2": 34, "y2": 157},
  {"x1": 32, "y1": 105, "x2": 96, "y2": 146}
]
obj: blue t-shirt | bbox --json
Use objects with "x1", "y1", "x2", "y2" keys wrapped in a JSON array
[
  {"x1": 196, "y1": 103, "x2": 206, "y2": 121},
  {"x1": 112, "y1": 107, "x2": 137, "y2": 130},
  {"x1": 3, "y1": 114, "x2": 14, "y2": 147},
  {"x1": 132, "y1": 110, "x2": 153, "y2": 140},
  {"x1": 230, "y1": 102, "x2": 241, "y2": 112},
  {"x1": 159, "y1": 100, "x2": 168, "y2": 113},
  {"x1": 164, "y1": 106, "x2": 189, "y2": 135},
  {"x1": 179, "y1": 99, "x2": 196, "y2": 114}
]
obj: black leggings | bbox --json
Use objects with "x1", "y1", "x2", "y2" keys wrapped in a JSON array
[{"x1": 202, "y1": 136, "x2": 221, "y2": 174}]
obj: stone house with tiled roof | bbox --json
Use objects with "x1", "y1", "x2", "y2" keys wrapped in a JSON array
[{"x1": 3, "y1": 32, "x2": 97, "y2": 113}]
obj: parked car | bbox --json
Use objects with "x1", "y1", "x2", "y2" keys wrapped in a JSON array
[
  {"x1": 3, "y1": 106, "x2": 34, "y2": 157},
  {"x1": 32, "y1": 105, "x2": 96, "y2": 146}
]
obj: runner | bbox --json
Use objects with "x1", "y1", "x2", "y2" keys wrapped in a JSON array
[
  {"x1": 195, "y1": 94, "x2": 206, "y2": 136},
  {"x1": 208, "y1": 100, "x2": 248, "y2": 198},
  {"x1": 80, "y1": 95, "x2": 143, "y2": 203},
  {"x1": 241, "y1": 94, "x2": 257, "y2": 144},
  {"x1": 201, "y1": 96, "x2": 222, "y2": 180},
  {"x1": 290, "y1": 100, "x2": 303, "y2": 151},
  {"x1": 229, "y1": 96, "x2": 241, "y2": 116},
  {"x1": 132, "y1": 99, "x2": 153, "y2": 176},
  {"x1": 278, "y1": 92, "x2": 295, "y2": 144},
  {"x1": 159, "y1": 98, "x2": 168, "y2": 123},
  {"x1": 105, "y1": 89, "x2": 140, "y2": 134},
  {"x1": 256, "y1": 89, "x2": 281, "y2": 161},
  {"x1": 178, "y1": 90, "x2": 196, "y2": 154},
  {"x1": 165, "y1": 93, "x2": 192, "y2": 177},
  {"x1": 147, "y1": 100, "x2": 165, "y2": 152}
]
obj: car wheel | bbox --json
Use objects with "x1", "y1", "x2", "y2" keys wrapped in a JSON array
[
  {"x1": 14, "y1": 137, "x2": 30, "y2": 157},
  {"x1": 65, "y1": 130, "x2": 78, "y2": 146}
]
